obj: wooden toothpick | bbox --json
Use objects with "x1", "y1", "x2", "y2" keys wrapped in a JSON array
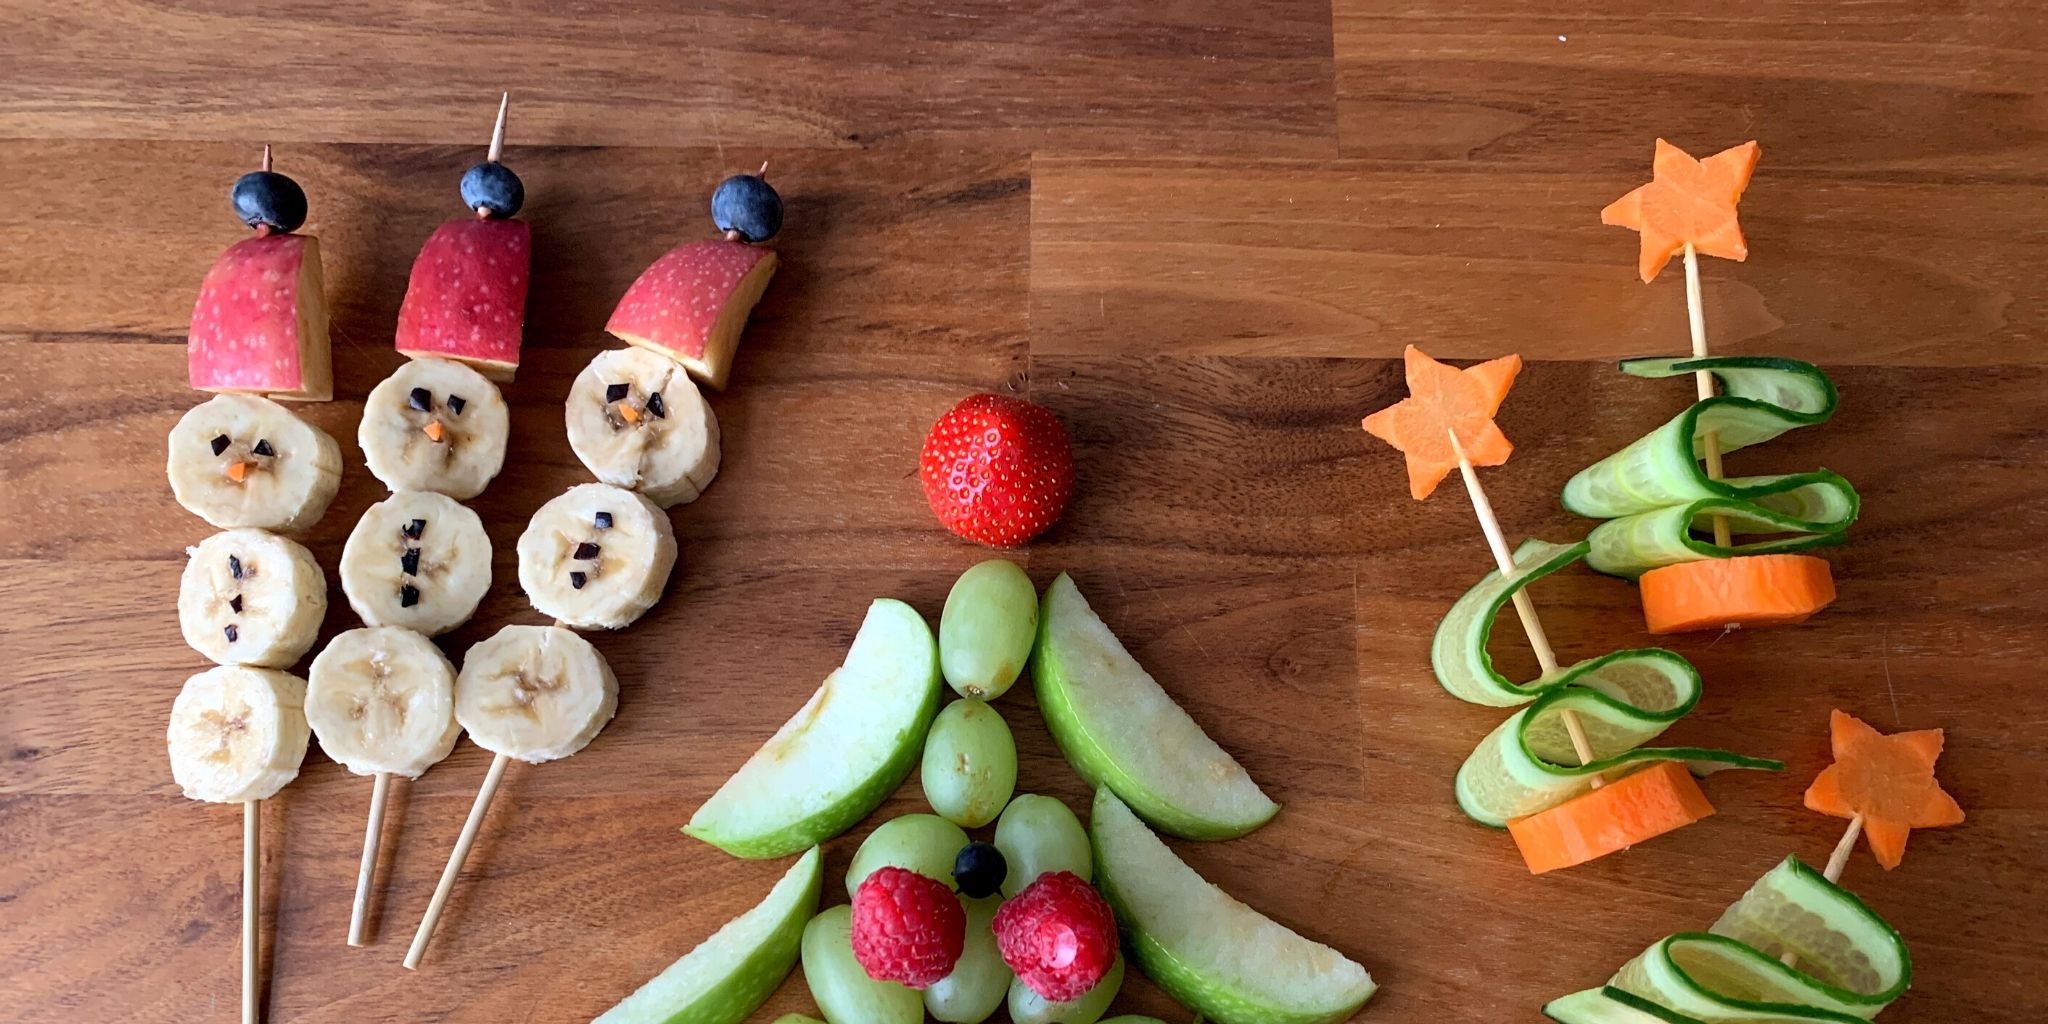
[
  {"x1": 348, "y1": 772, "x2": 392, "y2": 947},
  {"x1": 1448, "y1": 431, "x2": 1602, "y2": 783},
  {"x1": 1682, "y1": 243, "x2": 1734, "y2": 548},
  {"x1": 243, "y1": 800, "x2": 261, "y2": 1024},
  {"x1": 405, "y1": 752, "x2": 511, "y2": 969},
  {"x1": 487, "y1": 93, "x2": 509, "y2": 164}
]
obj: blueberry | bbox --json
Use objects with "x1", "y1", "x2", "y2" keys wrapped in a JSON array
[
  {"x1": 460, "y1": 161, "x2": 524, "y2": 218},
  {"x1": 229, "y1": 171, "x2": 308, "y2": 233},
  {"x1": 447, "y1": 395, "x2": 467, "y2": 415},
  {"x1": 569, "y1": 571, "x2": 588, "y2": 590},
  {"x1": 209, "y1": 434, "x2": 231, "y2": 456},
  {"x1": 593, "y1": 511, "x2": 613, "y2": 530},
  {"x1": 710, "y1": 174, "x2": 782, "y2": 243},
  {"x1": 646, "y1": 392, "x2": 666, "y2": 419},
  {"x1": 399, "y1": 584, "x2": 421, "y2": 608},
  {"x1": 951, "y1": 841, "x2": 1007, "y2": 899},
  {"x1": 252, "y1": 439, "x2": 274, "y2": 457},
  {"x1": 572, "y1": 541, "x2": 600, "y2": 560}
]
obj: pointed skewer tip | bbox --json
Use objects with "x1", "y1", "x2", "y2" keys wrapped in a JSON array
[{"x1": 487, "y1": 93, "x2": 510, "y2": 163}]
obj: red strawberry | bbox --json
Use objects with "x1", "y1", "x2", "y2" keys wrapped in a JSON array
[{"x1": 919, "y1": 393, "x2": 1075, "y2": 547}]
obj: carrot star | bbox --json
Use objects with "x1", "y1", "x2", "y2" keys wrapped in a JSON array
[
  {"x1": 1361, "y1": 345, "x2": 1521, "y2": 501},
  {"x1": 1803, "y1": 709, "x2": 1964, "y2": 870},
  {"x1": 1601, "y1": 139, "x2": 1760, "y2": 282}
]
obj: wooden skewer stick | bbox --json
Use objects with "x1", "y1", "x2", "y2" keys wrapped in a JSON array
[
  {"x1": 1682, "y1": 243, "x2": 1734, "y2": 549},
  {"x1": 486, "y1": 92, "x2": 509, "y2": 164},
  {"x1": 404, "y1": 752, "x2": 511, "y2": 969},
  {"x1": 1448, "y1": 431, "x2": 1602, "y2": 784},
  {"x1": 348, "y1": 772, "x2": 392, "y2": 947},
  {"x1": 243, "y1": 800, "x2": 261, "y2": 1024}
]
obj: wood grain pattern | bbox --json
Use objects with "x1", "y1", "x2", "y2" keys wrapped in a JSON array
[{"x1": 3, "y1": 2, "x2": 2046, "y2": 1022}]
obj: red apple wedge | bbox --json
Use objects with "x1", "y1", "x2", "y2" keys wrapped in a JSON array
[
  {"x1": 395, "y1": 218, "x2": 531, "y2": 381},
  {"x1": 606, "y1": 239, "x2": 777, "y2": 390},
  {"x1": 188, "y1": 234, "x2": 333, "y2": 402}
]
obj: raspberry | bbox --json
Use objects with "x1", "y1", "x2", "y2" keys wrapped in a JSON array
[
  {"x1": 849, "y1": 866, "x2": 966, "y2": 988},
  {"x1": 992, "y1": 871, "x2": 1118, "y2": 1002}
]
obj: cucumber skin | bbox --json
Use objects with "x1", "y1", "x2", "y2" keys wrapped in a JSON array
[{"x1": 1031, "y1": 574, "x2": 1278, "y2": 841}]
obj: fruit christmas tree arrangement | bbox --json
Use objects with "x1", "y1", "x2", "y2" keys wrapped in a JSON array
[
  {"x1": 1544, "y1": 710, "x2": 1963, "y2": 1022},
  {"x1": 1361, "y1": 345, "x2": 1778, "y2": 874},
  {"x1": 166, "y1": 146, "x2": 341, "y2": 1024},
  {"x1": 405, "y1": 162, "x2": 786, "y2": 969},
  {"x1": 1571, "y1": 140, "x2": 1857, "y2": 634}
]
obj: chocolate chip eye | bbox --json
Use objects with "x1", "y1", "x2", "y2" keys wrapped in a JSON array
[
  {"x1": 569, "y1": 571, "x2": 588, "y2": 590},
  {"x1": 593, "y1": 511, "x2": 613, "y2": 530},
  {"x1": 647, "y1": 392, "x2": 666, "y2": 419},
  {"x1": 573, "y1": 541, "x2": 600, "y2": 560},
  {"x1": 400, "y1": 584, "x2": 421, "y2": 608},
  {"x1": 409, "y1": 387, "x2": 432, "y2": 412},
  {"x1": 229, "y1": 595, "x2": 243, "y2": 613},
  {"x1": 605, "y1": 383, "x2": 630, "y2": 403},
  {"x1": 252, "y1": 439, "x2": 274, "y2": 457},
  {"x1": 402, "y1": 518, "x2": 427, "y2": 540},
  {"x1": 447, "y1": 395, "x2": 467, "y2": 415},
  {"x1": 210, "y1": 434, "x2": 232, "y2": 456},
  {"x1": 223, "y1": 624, "x2": 239, "y2": 643},
  {"x1": 400, "y1": 547, "x2": 421, "y2": 576},
  {"x1": 228, "y1": 555, "x2": 243, "y2": 579}
]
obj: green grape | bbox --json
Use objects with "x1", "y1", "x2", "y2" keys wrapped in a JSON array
[
  {"x1": 1096, "y1": 1019, "x2": 1168, "y2": 1024},
  {"x1": 992, "y1": 794, "x2": 1091, "y2": 899},
  {"x1": 940, "y1": 559, "x2": 1038, "y2": 700},
  {"x1": 774, "y1": 1018, "x2": 826, "y2": 1024},
  {"x1": 921, "y1": 699, "x2": 1019, "y2": 828},
  {"x1": 1008, "y1": 954, "x2": 1124, "y2": 1024},
  {"x1": 924, "y1": 894, "x2": 1011, "y2": 1023},
  {"x1": 800, "y1": 906, "x2": 922, "y2": 1024},
  {"x1": 845, "y1": 813, "x2": 970, "y2": 897}
]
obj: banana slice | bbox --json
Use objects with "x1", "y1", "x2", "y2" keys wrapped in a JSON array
[
  {"x1": 360, "y1": 358, "x2": 511, "y2": 500},
  {"x1": 167, "y1": 393, "x2": 343, "y2": 531},
  {"x1": 455, "y1": 625, "x2": 619, "y2": 762},
  {"x1": 565, "y1": 347, "x2": 721, "y2": 508},
  {"x1": 306, "y1": 626, "x2": 461, "y2": 778},
  {"x1": 340, "y1": 491, "x2": 492, "y2": 637},
  {"x1": 517, "y1": 483, "x2": 676, "y2": 629},
  {"x1": 166, "y1": 665, "x2": 311, "y2": 803},
  {"x1": 177, "y1": 528, "x2": 327, "y2": 668}
]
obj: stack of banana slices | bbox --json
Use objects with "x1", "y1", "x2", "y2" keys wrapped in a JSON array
[{"x1": 164, "y1": 386, "x2": 343, "y2": 1020}]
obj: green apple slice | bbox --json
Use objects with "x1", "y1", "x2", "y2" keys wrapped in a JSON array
[
  {"x1": 1091, "y1": 789, "x2": 1375, "y2": 1024},
  {"x1": 594, "y1": 847, "x2": 823, "y2": 1024},
  {"x1": 1033, "y1": 574, "x2": 1278, "y2": 840},
  {"x1": 686, "y1": 599, "x2": 941, "y2": 858}
]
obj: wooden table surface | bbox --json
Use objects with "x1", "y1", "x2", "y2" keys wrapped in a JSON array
[{"x1": 4, "y1": 2, "x2": 2045, "y2": 1022}]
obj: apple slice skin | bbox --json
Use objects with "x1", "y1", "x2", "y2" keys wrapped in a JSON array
[
  {"x1": 188, "y1": 234, "x2": 333, "y2": 401},
  {"x1": 1032, "y1": 573, "x2": 1279, "y2": 841},
  {"x1": 607, "y1": 239, "x2": 777, "y2": 390},
  {"x1": 394, "y1": 218, "x2": 530, "y2": 380},
  {"x1": 684, "y1": 599, "x2": 940, "y2": 859},
  {"x1": 594, "y1": 847, "x2": 822, "y2": 1024},
  {"x1": 1092, "y1": 790, "x2": 1375, "y2": 1024}
]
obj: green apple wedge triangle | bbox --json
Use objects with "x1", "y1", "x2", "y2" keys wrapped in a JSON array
[
  {"x1": 685, "y1": 599, "x2": 941, "y2": 858},
  {"x1": 1093, "y1": 789, "x2": 1376, "y2": 1024},
  {"x1": 593, "y1": 847, "x2": 823, "y2": 1024},
  {"x1": 1033, "y1": 573, "x2": 1279, "y2": 839}
]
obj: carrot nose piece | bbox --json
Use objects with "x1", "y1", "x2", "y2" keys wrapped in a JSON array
[
  {"x1": 423, "y1": 419, "x2": 446, "y2": 442},
  {"x1": 224, "y1": 460, "x2": 251, "y2": 483},
  {"x1": 617, "y1": 404, "x2": 642, "y2": 424}
]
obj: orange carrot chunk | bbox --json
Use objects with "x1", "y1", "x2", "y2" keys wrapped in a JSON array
[
  {"x1": 1638, "y1": 554, "x2": 1835, "y2": 634},
  {"x1": 422, "y1": 419, "x2": 446, "y2": 442},
  {"x1": 618, "y1": 403, "x2": 642, "y2": 424},
  {"x1": 224, "y1": 460, "x2": 250, "y2": 483},
  {"x1": 1507, "y1": 761, "x2": 1715, "y2": 875}
]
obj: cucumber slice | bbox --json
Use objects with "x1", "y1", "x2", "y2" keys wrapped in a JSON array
[
  {"x1": 1033, "y1": 574, "x2": 1278, "y2": 840},
  {"x1": 1430, "y1": 538, "x2": 1591, "y2": 707},
  {"x1": 1453, "y1": 660, "x2": 1780, "y2": 827},
  {"x1": 1091, "y1": 789, "x2": 1375, "y2": 1024},
  {"x1": 685, "y1": 600, "x2": 941, "y2": 858},
  {"x1": 1561, "y1": 357, "x2": 1857, "y2": 576},
  {"x1": 594, "y1": 847, "x2": 822, "y2": 1024},
  {"x1": 1555, "y1": 856, "x2": 1909, "y2": 1023}
]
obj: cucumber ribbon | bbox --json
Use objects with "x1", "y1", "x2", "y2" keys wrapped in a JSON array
[
  {"x1": 1562, "y1": 357, "x2": 1858, "y2": 578},
  {"x1": 1543, "y1": 856, "x2": 1910, "y2": 1024},
  {"x1": 1435, "y1": 538, "x2": 1779, "y2": 827}
]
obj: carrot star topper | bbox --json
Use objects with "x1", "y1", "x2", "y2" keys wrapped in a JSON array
[
  {"x1": 1601, "y1": 138, "x2": 1760, "y2": 283},
  {"x1": 1360, "y1": 345, "x2": 1521, "y2": 501},
  {"x1": 1804, "y1": 709, "x2": 1965, "y2": 872}
]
